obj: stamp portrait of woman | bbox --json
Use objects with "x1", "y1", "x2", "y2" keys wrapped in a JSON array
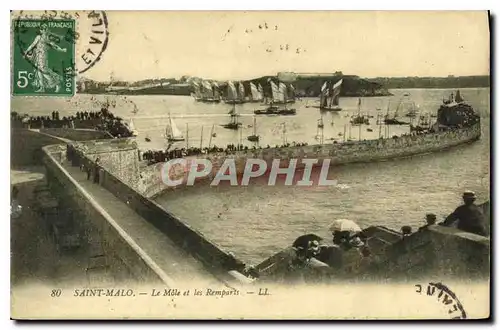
[{"x1": 22, "y1": 24, "x2": 67, "y2": 93}]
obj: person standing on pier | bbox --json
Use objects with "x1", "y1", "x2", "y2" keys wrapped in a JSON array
[
  {"x1": 93, "y1": 157, "x2": 101, "y2": 184},
  {"x1": 440, "y1": 191, "x2": 487, "y2": 236}
]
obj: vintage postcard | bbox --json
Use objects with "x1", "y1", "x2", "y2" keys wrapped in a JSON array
[{"x1": 10, "y1": 10, "x2": 490, "y2": 319}]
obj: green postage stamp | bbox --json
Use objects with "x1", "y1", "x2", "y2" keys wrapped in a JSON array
[{"x1": 12, "y1": 19, "x2": 76, "y2": 96}]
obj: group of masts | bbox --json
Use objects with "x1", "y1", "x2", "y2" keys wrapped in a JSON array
[{"x1": 137, "y1": 86, "x2": 454, "y2": 150}]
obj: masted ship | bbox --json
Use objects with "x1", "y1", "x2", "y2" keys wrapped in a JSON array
[{"x1": 254, "y1": 80, "x2": 296, "y2": 115}]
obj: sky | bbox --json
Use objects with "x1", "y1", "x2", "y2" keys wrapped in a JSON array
[{"x1": 77, "y1": 11, "x2": 490, "y2": 82}]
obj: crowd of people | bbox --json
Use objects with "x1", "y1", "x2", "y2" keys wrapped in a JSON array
[
  {"x1": 242, "y1": 189, "x2": 488, "y2": 282},
  {"x1": 11, "y1": 107, "x2": 133, "y2": 138},
  {"x1": 141, "y1": 142, "x2": 310, "y2": 165}
]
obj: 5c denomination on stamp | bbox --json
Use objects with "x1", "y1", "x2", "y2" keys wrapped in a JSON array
[{"x1": 12, "y1": 18, "x2": 76, "y2": 96}]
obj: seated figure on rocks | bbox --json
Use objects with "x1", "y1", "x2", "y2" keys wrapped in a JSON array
[{"x1": 439, "y1": 191, "x2": 487, "y2": 237}]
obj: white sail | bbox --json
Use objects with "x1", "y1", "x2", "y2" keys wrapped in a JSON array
[
  {"x1": 330, "y1": 79, "x2": 342, "y2": 107},
  {"x1": 227, "y1": 81, "x2": 238, "y2": 101},
  {"x1": 193, "y1": 82, "x2": 202, "y2": 98},
  {"x1": 201, "y1": 81, "x2": 213, "y2": 99},
  {"x1": 250, "y1": 83, "x2": 260, "y2": 101},
  {"x1": 238, "y1": 82, "x2": 245, "y2": 100},
  {"x1": 321, "y1": 81, "x2": 328, "y2": 93},
  {"x1": 167, "y1": 115, "x2": 184, "y2": 139},
  {"x1": 212, "y1": 82, "x2": 220, "y2": 99},
  {"x1": 278, "y1": 82, "x2": 287, "y2": 103},
  {"x1": 257, "y1": 83, "x2": 264, "y2": 100},
  {"x1": 128, "y1": 119, "x2": 138, "y2": 136},
  {"x1": 270, "y1": 81, "x2": 279, "y2": 102}
]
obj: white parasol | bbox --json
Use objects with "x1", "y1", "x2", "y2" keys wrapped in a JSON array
[{"x1": 329, "y1": 219, "x2": 362, "y2": 233}]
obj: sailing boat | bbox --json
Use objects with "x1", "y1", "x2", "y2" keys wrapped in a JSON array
[
  {"x1": 254, "y1": 80, "x2": 280, "y2": 115},
  {"x1": 384, "y1": 97, "x2": 410, "y2": 125},
  {"x1": 276, "y1": 82, "x2": 296, "y2": 115},
  {"x1": 350, "y1": 98, "x2": 370, "y2": 125},
  {"x1": 269, "y1": 82, "x2": 296, "y2": 105},
  {"x1": 192, "y1": 82, "x2": 202, "y2": 101},
  {"x1": 400, "y1": 94, "x2": 418, "y2": 117},
  {"x1": 249, "y1": 82, "x2": 264, "y2": 103},
  {"x1": 197, "y1": 80, "x2": 218, "y2": 103},
  {"x1": 128, "y1": 119, "x2": 138, "y2": 136},
  {"x1": 165, "y1": 114, "x2": 185, "y2": 142},
  {"x1": 317, "y1": 79, "x2": 343, "y2": 111},
  {"x1": 131, "y1": 101, "x2": 139, "y2": 114},
  {"x1": 247, "y1": 116, "x2": 260, "y2": 142},
  {"x1": 225, "y1": 81, "x2": 245, "y2": 104},
  {"x1": 239, "y1": 82, "x2": 246, "y2": 102},
  {"x1": 222, "y1": 103, "x2": 242, "y2": 130},
  {"x1": 210, "y1": 81, "x2": 222, "y2": 103},
  {"x1": 257, "y1": 84, "x2": 264, "y2": 103},
  {"x1": 405, "y1": 103, "x2": 418, "y2": 118}
]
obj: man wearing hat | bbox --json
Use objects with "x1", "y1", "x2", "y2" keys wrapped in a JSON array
[{"x1": 440, "y1": 191, "x2": 487, "y2": 236}]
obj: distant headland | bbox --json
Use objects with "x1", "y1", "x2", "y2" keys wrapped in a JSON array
[{"x1": 75, "y1": 73, "x2": 489, "y2": 97}]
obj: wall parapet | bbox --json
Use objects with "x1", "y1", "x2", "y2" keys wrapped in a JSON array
[
  {"x1": 41, "y1": 144, "x2": 174, "y2": 285},
  {"x1": 63, "y1": 145, "x2": 246, "y2": 281}
]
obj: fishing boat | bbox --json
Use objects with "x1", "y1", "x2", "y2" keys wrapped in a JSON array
[
  {"x1": 262, "y1": 79, "x2": 295, "y2": 105},
  {"x1": 192, "y1": 82, "x2": 203, "y2": 101},
  {"x1": 225, "y1": 81, "x2": 245, "y2": 104},
  {"x1": 258, "y1": 83, "x2": 264, "y2": 102},
  {"x1": 315, "y1": 79, "x2": 343, "y2": 111},
  {"x1": 209, "y1": 81, "x2": 222, "y2": 103},
  {"x1": 222, "y1": 104, "x2": 242, "y2": 130},
  {"x1": 277, "y1": 82, "x2": 296, "y2": 115},
  {"x1": 254, "y1": 81, "x2": 296, "y2": 115},
  {"x1": 197, "y1": 80, "x2": 221, "y2": 103},
  {"x1": 249, "y1": 82, "x2": 264, "y2": 103},
  {"x1": 399, "y1": 94, "x2": 419, "y2": 117},
  {"x1": 350, "y1": 98, "x2": 370, "y2": 125},
  {"x1": 165, "y1": 114, "x2": 185, "y2": 142},
  {"x1": 384, "y1": 98, "x2": 410, "y2": 125},
  {"x1": 247, "y1": 116, "x2": 260, "y2": 142}
]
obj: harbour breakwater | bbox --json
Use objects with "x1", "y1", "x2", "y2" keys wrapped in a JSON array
[
  {"x1": 139, "y1": 123, "x2": 481, "y2": 198},
  {"x1": 35, "y1": 122, "x2": 486, "y2": 283}
]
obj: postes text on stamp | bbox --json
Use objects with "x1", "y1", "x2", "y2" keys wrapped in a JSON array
[{"x1": 12, "y1": 19, "x2": 75, "y2": 96}]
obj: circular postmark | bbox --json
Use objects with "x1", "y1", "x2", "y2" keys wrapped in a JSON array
[
  {"x1": 13, "y1": 10, "x2": 109, "y2": 77},
  {"x1": 414, "y1": 282, "x2": 467, "y2": 319}
]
